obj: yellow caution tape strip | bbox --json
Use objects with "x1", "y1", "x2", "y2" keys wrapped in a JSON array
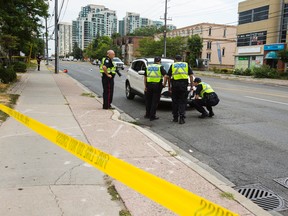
[{"x1": 0, "y1": 104, "x2": 238, "y2": 216}]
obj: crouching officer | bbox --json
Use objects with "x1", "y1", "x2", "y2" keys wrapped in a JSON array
[
  {"x1": 100, "y1": 50, "x2": 117, "y2": 110},
  {"x1": 192, "y1": 77, "x2": 220, "y2": 118},
  {"x1": 144, "y1": 57, "x2": 168, "y2": 121}
]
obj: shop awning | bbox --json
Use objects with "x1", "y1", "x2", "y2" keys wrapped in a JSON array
[{"x1": 265, "y1": 51, "x2": 279, "y2": 59}]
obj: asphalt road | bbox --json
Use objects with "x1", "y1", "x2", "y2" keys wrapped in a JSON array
[{"x1": 59, "y1": 61, "x2": 288, "y2": 214}]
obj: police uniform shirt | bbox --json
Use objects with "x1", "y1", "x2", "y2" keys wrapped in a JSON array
[
  {"x1": 144, "y1": 65, "x2": 167, "y2": 82},
  {"x1": 167, "y1": 63, "x2": 193, "y2": 79},
  {"x1": 103, "y1": 57, "x2": 114, "y2": 72},
  {"x1": 195, "y1": 84, "x2": 203, "y2": 95}
]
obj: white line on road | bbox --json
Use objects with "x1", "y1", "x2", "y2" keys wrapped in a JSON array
[{"x1": 245, "y1": 96, "x2": 288, "y2": 106}]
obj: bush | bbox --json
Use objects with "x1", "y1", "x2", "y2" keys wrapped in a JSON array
[
  {"x1": 253, "y1": 65, "x2": 279, "y2": 78},
  {"x1": 243, "y1": 68, "x2": 252, "y2": 76},
  {"x1": 13, "y1": 62, "x2": 27, "y2": 72},
  {"x1": 0, "y1": 65, "x2": 17, "y2": 84},
  {"x1": 233, "y1": 68, "x2": 244, "y2": 75}
]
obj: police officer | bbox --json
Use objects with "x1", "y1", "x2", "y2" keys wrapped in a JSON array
[
  {"x1": 100, "y1": 50, "x2": 117, "y2": 110},
  {"x1": 144, "y1": 57, "x2": 167, "y2": 121},
  {"x1": 192, "y1": 77, "x2": 219, "y2": 118},
  {"x1": 36, "y1": 53, "x2": 42, "y2": 71},
  {"x1": 167, "y1": 55, "x2": 194, "y2": 124}
]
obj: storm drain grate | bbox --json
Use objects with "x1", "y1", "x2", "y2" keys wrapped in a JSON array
[
  {"x1": 235, "y1": 183, "x2": 288, "y2": 212},
  {"x1": 274, "y1": 177, "x2": 288, "y2": 189}
]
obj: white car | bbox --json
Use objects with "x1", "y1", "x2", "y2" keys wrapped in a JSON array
[
  {"x1": 126, "y1": 58, "x2": 193, "y2": 103},
  {"x1": 112, "y1": 57, "x2": 125, "y2": 70}
]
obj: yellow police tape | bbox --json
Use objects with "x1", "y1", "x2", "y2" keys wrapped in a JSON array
[{"x1": 0, "y1": 104, "x2": 238, "y2": 216}]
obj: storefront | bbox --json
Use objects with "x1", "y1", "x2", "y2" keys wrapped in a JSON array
[
  {"x1": 235, "y1": 46, "x2": 263, "y2": 69},
  {"x1": 263, "y1": 43, "x2": 286, "y2": 72}
]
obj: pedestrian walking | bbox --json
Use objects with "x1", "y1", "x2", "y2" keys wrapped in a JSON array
[
  {"x1": 167, "y1": 55, "x2": 194, "y2": 124},
  {"x1": 36, "y1": 53, "x2": 42, "y2": 71},
  {"x1": 192, "y1": 77, "x2": 220, "y2": 118},
  {"x1": 144, "y1": 57, "x2": 168, "y2": 121},
  {"x1": 100, "y1": 50, "x2": 118, "y2": 110}
]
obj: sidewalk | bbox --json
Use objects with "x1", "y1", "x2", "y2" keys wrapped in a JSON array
[{"x1": 0, "y1": 64, "x2": 272, "y2": 216}]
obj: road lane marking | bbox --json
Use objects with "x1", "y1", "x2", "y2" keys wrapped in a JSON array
[{"x1": 245, "y1": 96, "x2": 288, "y2": 106}]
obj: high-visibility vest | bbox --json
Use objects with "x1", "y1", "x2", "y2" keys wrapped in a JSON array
[
  {"x1": 146, "y1": 64, "x2": 162, "y2": 83},
  {"x1": 199, "y1": 82, "x2": 215, "y2": 97},
  {"x1": 171, "y1": 62, "x2": 189, "y2": 80},
  {"x1": 100, "y1": 57, "x2": 116, "y2": 74}
]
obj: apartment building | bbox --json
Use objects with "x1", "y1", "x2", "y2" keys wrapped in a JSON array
[
  {"x1": 118, "y1": 12, "x2": 165, "y2": 36},
  {"x1": 72, "y1": 4, "x2": 117, "y2": 50},
  {"x1": 156, "y1": 23, "x2": 237, "y2": 68},
  {"x1": 235, "y1": 0, "x2": 288, "y2": 71},
  {"x1": 58, "y1": 22, "x2": 72, "y2": 56}
]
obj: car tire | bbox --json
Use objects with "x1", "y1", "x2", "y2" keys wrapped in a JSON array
[{"x1": 126, "y1": 82, "x2": 135, "y2": 100}]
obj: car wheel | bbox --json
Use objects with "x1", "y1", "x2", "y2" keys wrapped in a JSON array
[
  {"x1": 121, "y1": 67, "x2": 124, "y2": 70},
  {"x1": 126, "y1": 82, "x2": 135, "y2": 100}
]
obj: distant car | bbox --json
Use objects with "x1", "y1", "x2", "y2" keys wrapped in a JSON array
[
  {"x1": 49, "y1": 57, "x2": 55, "y2": 61},
  {"x1": 113, "y1": 57, "x2": 125, "y2": 70},
  {"x1": 125, "y1": 57, "x2": 194, "y2": 103}
]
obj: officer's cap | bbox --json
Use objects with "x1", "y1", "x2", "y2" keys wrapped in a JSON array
[
  {"x1": 154, "y1": 57, "x2": 161, "y2": 63},
  {"x1": 175, "y1": 55, "x2": 182, "y2": 60},
  {"x1": 193, "y1": 77, "x2": 201, "y2": 83}
]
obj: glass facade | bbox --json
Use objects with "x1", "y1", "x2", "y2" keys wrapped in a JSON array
[
  {"x1": 239, "y1": 5, "x2": 269, "y2": 25},
  {"x1": 237, "y1": 31, "x2": 267, "y2": 46},
  {"x1": 280, "y1": 3, "x2": 288, "y2": 43}
]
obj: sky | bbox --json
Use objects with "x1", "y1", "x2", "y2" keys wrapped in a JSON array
[{"x1": 46, "y1": 0, "x2": 245, "y2": 55}]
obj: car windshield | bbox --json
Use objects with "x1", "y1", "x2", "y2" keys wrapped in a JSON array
[
  {"x1": 113, "y1": 58, "x2": 122, "y2": 62},
  {"x1": 147, "y1": 60, "x2": 173, "y2": 72}
]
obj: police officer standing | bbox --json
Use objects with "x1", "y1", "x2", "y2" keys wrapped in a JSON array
[
  {"x1": 100, "y1": 50, "x2": 117, "y2": 110},
  {"x1": 167, "y1": 55, "x2": 194, "y2": 124},
  {"x1": 192, "y1": 77, "x2": 219, "y2": 118},
  {"x1": 144, "y1": 57, "x2": 167, "y2": 121}
]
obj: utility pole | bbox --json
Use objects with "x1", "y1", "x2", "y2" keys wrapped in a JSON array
[
  {"x1": 161, "y1": 0, "x2": 172, "y2": 57},
  {"x1": 55, "y1": 0, "x2": 59, "y2": 74},
  {"x1": 45, "y1": 16, "x2": 49, "y2": 65}
]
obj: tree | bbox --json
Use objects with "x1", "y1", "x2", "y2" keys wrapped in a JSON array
[
  {"x1": 137, "y1": 36, "x2": 186, "y2": 58},
  {"x1": 187, "y1": 35, "x2": 203, "y2": 67},
  {"x1": 0, "y1": 0, "x2": 48, "y2": 60},
  {"x1": 72, "y1": 42, "x2": 83, "y2": 60},
  {"x1": 84, "y1": 36, "x2": 121, "y2": 60}
]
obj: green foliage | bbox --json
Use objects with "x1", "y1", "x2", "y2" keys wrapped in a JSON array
[
  {"x1": 84, "y1": 36, "x2": 121, "y2": 60},
  {"x1": 0, "y1": 0, "x2": 48, "y2": 57},
  {"x1": 13, "y1": 62, "x2": 27, "y2": 73},
  {"x1": 137, "y1": 36, "x2": 185, "y2": 58},
  {"x1": 130, "y1": 26, "x2": 166, "y2": 37},
  {"x1": 0, "y1": 65, "x2": 17, "y2": 84},
  {"x1": 278, "y1": 49, "x2": 288, "y2": 63},
  {"x1": 72, "y1": 42, "x2": 83, "y2": 60},
  {"x1": 187, "y1": 35, "x2": 203, "y2": 67},
  {"x1": 253, "y1": 65, "x2": 279, "y2": 78}
]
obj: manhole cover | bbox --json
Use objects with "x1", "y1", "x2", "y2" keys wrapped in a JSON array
[
  {"x1": 274, "y1": 177, "x2": 288, "y2": 189},
  {"x1": 235, "y1": 183, "x2": 288, "y2": 212}
]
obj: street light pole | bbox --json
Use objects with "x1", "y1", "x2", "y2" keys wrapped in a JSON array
[{"x1": 55, "y1": 0, "x2": 59, "y2": 73}]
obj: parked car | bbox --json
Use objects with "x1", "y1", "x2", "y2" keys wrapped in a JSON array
[
  {"x1": 113, "y1": 57, "x2": 125, "y2": 70},
  {"x1": 125, "y1": 58, "x2": 194, "y2": 103}
]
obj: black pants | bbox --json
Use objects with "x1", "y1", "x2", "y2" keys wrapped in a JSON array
[
  {"x1": 192, "y1": 99, "x2": 213, "y2": 114},
  {"x1": 145, "y1": 83, "x2": 162, "y2": 118},
  {"x1": 171, "y1": 85, "x2": 188, "y2": 119},
  {"x1": 102, "y1": 75, "x2": 114, "y2": 109}
]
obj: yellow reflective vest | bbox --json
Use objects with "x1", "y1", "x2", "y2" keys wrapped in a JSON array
[
  {"x1": 100, "y1": 57, "x2": 116, "y2": 74},
  {"x1": 146, "y1": 64, "x2": 162, "y2": 83},
  {"x1": 199, "y1": 82, "x2": 215, "y2": 98},
  {"x1": 171, "y1": 62, "x2": 189, "y2": 80}
]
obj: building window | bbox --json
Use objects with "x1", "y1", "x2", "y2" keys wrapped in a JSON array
[
  {"x1": 237, "y1": 31, "x2": 267, "y2": 46},
  {"x1": 281, "y1": 3, "x2": 288, "y2": 43},
  {"x1": 222, "y1": 48, "x2": 225, "y2": 57},
  {"x1": 208, "y1": 27, "x2": 212, "y2": 36},
  {"x1": 206, "y1": 53, "x2": 211, "y2": 60},
  {"x1": 207, "y1": 41, "x2": 212, "y2": 49},
  {"x1": 239, "y1": 5, "x2": 269, "y2": 25},
  {"x1": 223, "y1": 28, "x2": 226, "y2": 37}
]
